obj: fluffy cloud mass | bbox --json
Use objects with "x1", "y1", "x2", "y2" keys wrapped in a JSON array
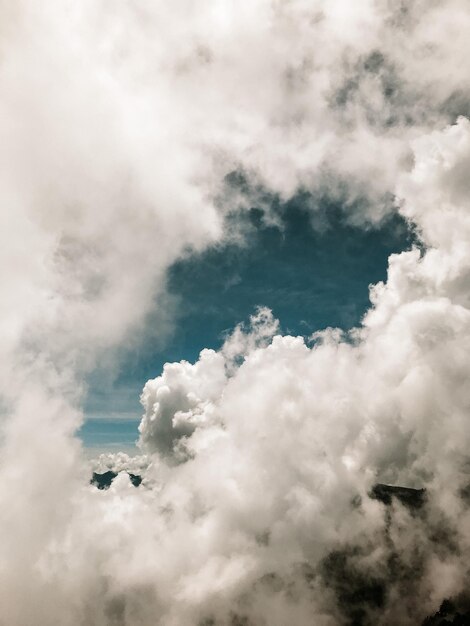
[
  {"x1": 136, "y1": 118, "x2": 470, "y2": 620},
  {"x1": 1, "y1": 1, "x2": 470, "y2": 624}
]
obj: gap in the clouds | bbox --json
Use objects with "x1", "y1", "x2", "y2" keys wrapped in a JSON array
[
  {"x1": 79, "y1": 419, "x2": 140, "y2": 457},
  {"x1": 80, "y1": 195, "x2": 416, "y2": 452}
]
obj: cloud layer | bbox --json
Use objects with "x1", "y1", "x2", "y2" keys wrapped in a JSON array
[
  {"x1": 1, "y1": 1, "x2": 470, "y2": 624},
  {"x1": 136, "y1": 120, "x2": 470, "y2": 624}
]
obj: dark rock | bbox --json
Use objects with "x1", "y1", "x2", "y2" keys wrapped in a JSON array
[
  {"x1": 90, "y1": 470, "x2": 142, "y2": 490},
  {"x1": 128, "y1": 473, "x2": 142, "y2": 487},
  {"x1": 369, "y1": 483, "x2": 426, "y2": 509},
  {"x1": 320, "y1": 547, "x2": 386, "y2": 622},
  {"x1": 91, "y1": 470, "x2": 117, "y2": 490},
  {"x1": 422, "y1": 599, "x2": 470, "y2": 625}
]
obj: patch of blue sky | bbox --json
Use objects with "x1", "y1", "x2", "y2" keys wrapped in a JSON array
[
  {"x1": 82, "y1": 197, "x2": 415, "y2": 450},
  {"x1": 79, "y1": 418, "x2": 140, "y2": 455}
]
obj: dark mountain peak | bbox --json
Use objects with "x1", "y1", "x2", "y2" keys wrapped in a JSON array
[
  {"x1": 369, "y1": 483, "x2": 426, "y2": 509},
  {"x1": 91, "y1": 471, "x2": 142, "y2": 490}
]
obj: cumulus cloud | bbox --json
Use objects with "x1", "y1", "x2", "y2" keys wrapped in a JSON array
[
  {"x1": 1, "y1": 1, "x2": 470, "y2": 625},
  {"x1": 137, "y1": 119, "x2": 470, "y2": 624},
  {"x1": 139, "y1": 307, "x2": 279, "y2": 461}
]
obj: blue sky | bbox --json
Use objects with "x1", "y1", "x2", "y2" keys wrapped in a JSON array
[{"x1": 80, "y1": 197, "x2": 414, "y2": 452}]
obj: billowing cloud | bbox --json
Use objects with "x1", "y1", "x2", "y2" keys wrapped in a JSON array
[
  {"x1": 133, "y1": 119, "x2": 470, "y2": 624},
  {"x1": 1, "y1": 1, "x2": 470, "y2": 625}
]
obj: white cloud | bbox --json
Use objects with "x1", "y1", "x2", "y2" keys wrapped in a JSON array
[
  {"x1": 131, "y1": 118, "x2": 470, "y2": 623},
  {"x1": 1, "y1": 1, "x2": 470, "y2": 624}
]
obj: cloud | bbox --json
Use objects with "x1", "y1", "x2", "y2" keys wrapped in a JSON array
[
  {"x1": 131, "y1": 118, "x2": 470, "y2": 624},
  {"x1": 1, "y1": 1, "x2": 470, "y2": 625},
  {"x1": 139, "y1": 307, "x2": 279, "y2": 460},
  {"x1": 139, "y1": 347, "x2": 227, "y2": 461}
]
